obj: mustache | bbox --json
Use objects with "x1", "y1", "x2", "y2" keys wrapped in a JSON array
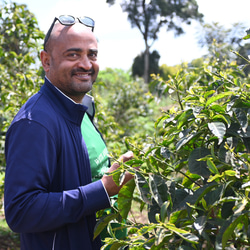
[{"x1": 71, "y1": 68, "x2": 95, "y2": 75}]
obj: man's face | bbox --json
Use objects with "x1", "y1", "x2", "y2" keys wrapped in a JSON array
[{"x1": 42, "y1": 23, "x2": 99, "y2": 103}]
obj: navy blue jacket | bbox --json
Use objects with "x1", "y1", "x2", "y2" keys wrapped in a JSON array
[{"x1": 4, "y1": 78, "x2": 110, "y2": 249}]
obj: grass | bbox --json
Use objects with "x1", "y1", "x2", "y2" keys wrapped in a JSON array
[
  {"x1": 0, "y1": 217, "x2": 20, "y2": 250},
  {"x1": 0, "y1": 173, "x2": 19, "y2": 249}
]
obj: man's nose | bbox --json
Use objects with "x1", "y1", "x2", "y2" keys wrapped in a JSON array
[{"x1": 78, "y1": 56, "x2": 92, "y2": 70}]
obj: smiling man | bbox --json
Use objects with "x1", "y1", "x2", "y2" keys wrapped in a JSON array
[
  {"x1": 41, "y1": 22, "x2": 99, "y2": 103},
  {"x1": 4, "y1": 15, "x2": 134, "y2": 250}
]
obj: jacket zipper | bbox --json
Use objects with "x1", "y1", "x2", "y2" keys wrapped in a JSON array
[{"x1": 52, "y1": 232, "x2": 56, "y2": 250}]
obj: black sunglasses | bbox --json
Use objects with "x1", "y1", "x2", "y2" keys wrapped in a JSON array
[{"x1": 44, "y1": 15, "x2": 95, "y2": 50}]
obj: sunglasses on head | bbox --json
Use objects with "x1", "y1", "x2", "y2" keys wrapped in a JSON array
[{"x1": 44, "y1": 15, "x2": 95, "y2": 50}]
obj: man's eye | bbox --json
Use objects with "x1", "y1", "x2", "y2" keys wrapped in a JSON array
[
  {"x1": 65, "y1": 52, "x2": 81, "y2": 59},
  {"x1": 68, "y1": 53, "x2": 78, "y2": 57},
  {"x1": 89, "y1": 52, "x2": 97, "y2": 59}
]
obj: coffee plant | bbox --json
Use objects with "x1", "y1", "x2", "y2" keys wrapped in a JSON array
[{"x1": 96, "y1": 43, "x2": 250, "y2": 249}]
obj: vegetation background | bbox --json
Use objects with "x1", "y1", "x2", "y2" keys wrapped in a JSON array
[{"x1": 1, "y1": 1, "x2": 250, "y2": 249}]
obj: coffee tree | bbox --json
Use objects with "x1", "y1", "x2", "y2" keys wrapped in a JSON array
[
  {"x1": 96, "y1": 42, "x2": 250, "y2": 249},
  {"x1": 0, "y1": 1, "x2": 44, "y2": 168},
  {"x1": 0, "y1": 2, "x2": 44, "y2": 210}
]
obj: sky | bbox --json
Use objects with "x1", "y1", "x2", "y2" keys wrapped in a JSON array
[{"x1": 12, "y1": 0, "x2": 250, "y2": 70}]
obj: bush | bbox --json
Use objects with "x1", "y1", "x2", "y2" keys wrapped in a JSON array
[
  {"x1": 0, "y1": 2, "x2": 44, "y2": 172},
  {"x1": 93, "y1": 68, "x2": 155, "y2": 156},
  {"x1": 96, "y1": 54, "x2": 250, "y2": 249}
]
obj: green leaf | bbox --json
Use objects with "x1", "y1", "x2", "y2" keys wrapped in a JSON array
[
  {"x1": 117, "y1": 179, "x2": 135, "y2": 219},
  {"x1": 135, "y1": 172, "x2": 151, "y2": 204},
  {"x1": 221, "y1": 201, "x2": 235, "y2": 219},
  {"x1": 210, "y1": 104, "x2": 225, "y2": 112},
  {"x1": 204, "y1": 90, "x2": 216, "y2": 98},
  {"x1": 160, "y1": 201, "x2": 170, "y2": 222},
  {"x1": 243, "y1": 28, "x2": 250, "y2": 40},
  {"x1": 206, "y1": 92, "x2": 234, "y2": 107},
  {"x1": 176, "y1": 132, "x2": 201, "y2": 151},
  {"x1": 165, "y1": 223, "x2": 199, "y2": 244},
  {"x1": 207, "y1": 158, "x2": 219, "y2": 174},
  {"x1": 109, "y1": 168, "x2": 123, "y2": 186},
  {"x1": 176, "y1": 109, "x2": 193, "y2": 129},
  {"x1": 94, "y1": 213, "x2": 118, "y2": 239},
  {"x1": 208, "y1": 122, "x2": 226, "y2": 144},
  {"x1": 160, "y1": 147, "x2": 171, "y2": 159},
  {"x1": 180, "y1": 183, "x2": 218, "y2": 208},
  {"x1": 169, "y1": 210, "x2": 187, "y2": 224},
  {"x1": 194, "y1": 216, "x2": 207, "y2": 235},
  {"x1": 224, "y1": 170, "x2": 236, "y2": 177},
  {"x1": 182, "y1": 172, "x2": 201, "y2": 188},
  {"x1": 233, "y1": 98, "x2": 250, "y2": 108},
  {"x1": 233, "y1": 108, "x2": 248, "y2": 132},
  {"x1": 155, "y1": 227, "x2": 167, "y2": 246},
  {"x1": 110, "y1": 242, "x2": 128, "y2": 250},
  {"x1": 221, "y1": 214, "x2": 248, "y2": 249},
  {"x1": 212, "y1": 114, "x2": 231, "y2": 126},
  {"x1": 243, "y1": 34, "x2": 250, "y2": 40},
  {"x1": 148, "y1": 198, "x2": 161, "y2": 223},
  {"x1": 188, "y1": 147, "x2": 211, "y2": 178},
  {"x1": 204, "y1": 185, "x2": 223, "y2": 206},
  {"x1": 119, "y1": 171, "x2": 126, "y2": 186},
  {"x1": 149, "y1": 174, "x2": 170, "y2": 206},
  {"x1": 242, "y1": 137, "x2": 250, "y2": 154},
  {"x1": 233, "y1": 198, "x2": 248, "y2": 214},
  {"x1": 155, "y1": 115, "x2": 170, "y2": 128}
]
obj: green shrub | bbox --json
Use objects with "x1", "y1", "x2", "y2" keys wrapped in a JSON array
[{"x1": 96, "y1": 54, "x2": 250, "y2": 249}]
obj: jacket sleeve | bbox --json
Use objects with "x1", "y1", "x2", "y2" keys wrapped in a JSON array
[{"x1": 4, "y1": 119, "x2": 110, "y2": 233}]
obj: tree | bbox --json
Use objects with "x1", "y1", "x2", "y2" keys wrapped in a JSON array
[
  {"x1": 106, "y1": 0, "x2": 203, "y2": 83},
  {"x1": 0, "y1": 1, "x2": 44, "y2": 171},
  {"x1": 159, "y1": 63, "x2": 182, "y2": 80},
  {"x1": 132, "y1": 50, "x2": 161, "y2": 80},
  {"x1": 236, "y1": 43, "x2": 250, "y2": 76},
  {"x1": 94, "y1": 68, "x2": 153, "y2": 140},
  {"x1": 96, "y1": 40, "x2": 250, "y2": 250},
  {"x1": 198, "y1": 22, "x2": 248, "y2": 63}
]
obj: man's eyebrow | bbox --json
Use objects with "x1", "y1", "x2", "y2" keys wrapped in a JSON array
[
  {"x1": 89, "y1": 48, "x2": 98, "y2": 53},
  {"x1": 64, "y1": 48, "x2": 98, "y2": 53},
  {"x1": 65, "y1": 48, "x2": 83, "y2": 53}
]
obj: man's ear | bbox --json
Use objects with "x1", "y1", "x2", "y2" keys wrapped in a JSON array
[{"x1": 40, "y1": 50, "x2": 50, "y2": 72}]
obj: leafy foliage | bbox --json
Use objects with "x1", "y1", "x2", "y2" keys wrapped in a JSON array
[
  {"x1": 93, "y1": 68, "x2": 155, "y2": 156},
  {"x1": 96, "y1": 45, "x2": 250, "y2": 249},
  {"x1": 198, "y1": 21, "x2": 250, "y2": 75},
  {"x1": 0, "y1": 1, "x2": 44, "y2": 171},
  {"x1": 2, "y1": 1, "x2": 250, "y2": 250}
]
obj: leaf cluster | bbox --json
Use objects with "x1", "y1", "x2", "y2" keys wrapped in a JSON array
[
  {"x1": 96, "y1": 54, "x2": 250, "y2": 249},
  {"x1": 93, "y1": 68, "x2": 155, "y2": 156},
  {"x1": 0, "y1": 1, "x2": 44, "y2": 171}
]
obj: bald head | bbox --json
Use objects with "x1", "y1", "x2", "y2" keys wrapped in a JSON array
[
  {"x1": 45, "y1": 22, "x2": 96, "y2": 53},
  {"x1": 40, "y1": 21, "x2": 99, "y2": 103}
]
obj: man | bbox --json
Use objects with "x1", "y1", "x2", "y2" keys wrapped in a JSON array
[{"x1": 4, "y1": 15, "x2": 134, "y2": 249}]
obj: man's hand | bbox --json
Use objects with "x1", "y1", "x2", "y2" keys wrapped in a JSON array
[{"x1": 101, "y1": 151, "x2": 134, "y2": 197}]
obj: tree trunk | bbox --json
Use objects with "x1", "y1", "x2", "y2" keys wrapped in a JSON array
[{"x1": 144, "y1": 44, "x2": 150, "y2": 83}]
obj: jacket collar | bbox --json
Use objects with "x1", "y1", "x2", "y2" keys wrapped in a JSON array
[
  {"x1": 82, "y1": 94, "x2": 95, "y2": 120},
  {"x1": 40, "y1": 78, "x2": 88, "y2": 126}
]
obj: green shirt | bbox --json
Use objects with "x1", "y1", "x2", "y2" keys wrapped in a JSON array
[
  {"x1": 81, "y1": 113, "x2": 127, "y2": 243},
  {"x1": 81, "y1": 114, "x2": 109, "y2": 182}
]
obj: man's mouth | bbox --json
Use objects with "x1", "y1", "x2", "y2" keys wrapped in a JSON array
[
  {"x1": 72, "y1": 70, "x2": 94, "y2": 80},
  {"x1": 72, "y1": 69, "x2": 94, "y2": 75},
  {"x1": 76, "y1": 72, "x2": 90, "y2": 76}
]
